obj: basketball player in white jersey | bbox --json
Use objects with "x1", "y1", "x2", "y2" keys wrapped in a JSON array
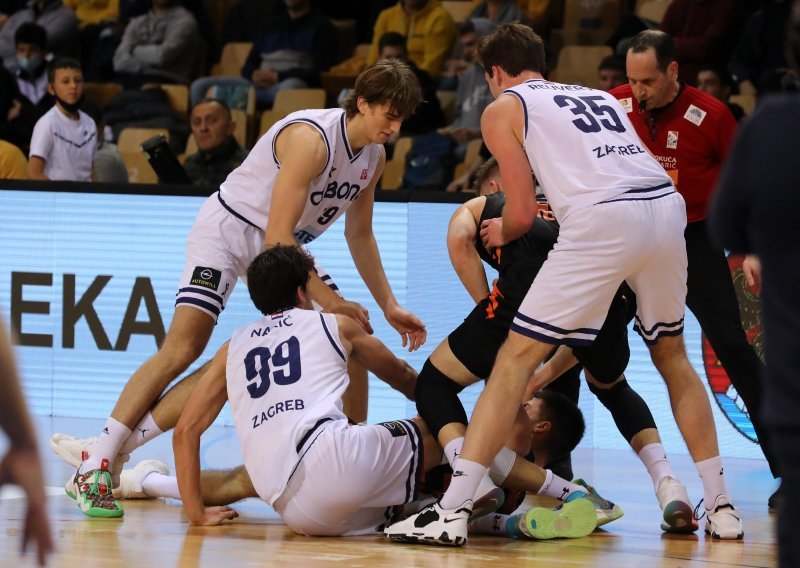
[
  {"x1": 386, "y1": 24, "x2": 743, "y2": 545},
  {"x1": 57, "y1": 60, "x2": 429, "y2": 519},
  {"x1": 171, "y1": 244, "x2": 597, "y2": 539}
]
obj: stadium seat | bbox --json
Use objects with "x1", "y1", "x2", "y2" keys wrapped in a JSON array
[
  {"x1": 258, "y1": 88, "x2": 327, "y2": 136},
  {"x1": 212, "y1": 42, "x2": 253, "y2": 77},
  {"x1": 549, "y1": 45, "x2": 613, "y2": 88}
]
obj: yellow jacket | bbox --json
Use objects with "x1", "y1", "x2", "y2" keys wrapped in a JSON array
[
  {"x1": 368, "y1": 0, "x2": 457, "y2": 78},
  {"x1": 64, "y1": 0, "x2": 119, "y2": 28}
]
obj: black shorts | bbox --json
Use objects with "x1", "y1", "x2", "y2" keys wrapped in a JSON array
[{"x1": 448, "y1": 287, "x2": 635, "y2": 383}]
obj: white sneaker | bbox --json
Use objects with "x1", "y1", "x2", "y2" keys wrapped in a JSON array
[
  {"x1": 116, "y1": 460, "x2": 169, "y2": 499},
  {"x1": 656, "y1": 476, "x2": 697, "y2": 534},
  {"x1": 385, "y1": 499, "x2": 472, "y2": 546},
  {"x1": 704, "y1": 495, "x2": 744, "y2": 540},
  {"x1": 50, "y1": 433, "x2": 97, "y2": 467},
  {"x1": 50, "y1": 433, "x2": 130, "y2": 488}
]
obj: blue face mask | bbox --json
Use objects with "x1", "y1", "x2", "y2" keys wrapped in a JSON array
[{"x1": 17, "y1": 54, "x2": 43, "y2": 72}]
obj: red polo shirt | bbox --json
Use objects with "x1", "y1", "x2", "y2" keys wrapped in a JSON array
[{"x1": 610, "y1": 83, "x2": 737, "y2": 223}]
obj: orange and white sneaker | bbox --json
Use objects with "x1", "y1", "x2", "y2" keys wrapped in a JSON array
[{"x1": 66, "y1": 456, "x2": 124, "y2": 518}]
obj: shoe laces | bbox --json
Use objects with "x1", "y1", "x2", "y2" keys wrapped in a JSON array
[{"x1": 693, "y1": 498, "x2": 705, "y2": 521}]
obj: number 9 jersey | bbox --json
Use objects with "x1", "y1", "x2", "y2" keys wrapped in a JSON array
[
  {"x1": 503, "y1": 80, "x2": 672, "y2": 221},
  {"x1": 225, "y1": 307, "x2": 350, "y2": 506}
]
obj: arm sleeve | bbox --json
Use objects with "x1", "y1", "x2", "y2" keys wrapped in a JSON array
[
  {"x1": 28, "y1": 115, "x2": 53, "y2": 161},
  {"x1": 240, "y1": 40, "x2": 261, "y2": 80},
  {"x1": 366, "y1": 11, "x2": 389, "y2": 66},
  {"x1": 278, "y1": 18, "x2": 338, "y2": 85},
  {"x1": 132, "y1": 12, "x2": 197, "y2": 66},
  {"x1": 113, "y1": 17, "x2": 143, "y2": 72}
]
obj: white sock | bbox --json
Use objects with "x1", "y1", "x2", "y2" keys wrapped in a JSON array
[
  {"x1": 536, "y1": 469, "x2": 585, "y2": 501},
  {"x1": 443, "y1": 437, "x2": 463, "y2": 466},
  {"x1": 468, "y1": 513, "x2": 524, "y2": 538},
  {"x1": 638, "y1": 443, "x2": 675, "y2": 490},
  {"x1": 81, "y1": 417, "x2": 132, "y2": 473},
  {"x1": 440, "y1": 458, "x2": 486, "y2": 509},
  {"x1": 142, "y1": 473, "x2": 181, "y2": 500},
  {"x1": 696, "y1": 456, "x2": 729, "y2": 509},
  {"x1": 120, "y1": 412, "x2": 164, "y2": 454}
]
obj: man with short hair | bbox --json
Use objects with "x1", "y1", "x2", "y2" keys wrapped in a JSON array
[
  {"x1": 611, "y1": 30, "x2": 778, "y2": 508},
  {"x1": 696, "y1": 65, "x2": 745, "y2": 121},
  {"x1": 53, "y1": 60, "x2": 429, "y2": 520},
  {"x1": 0, "y1": 0, "x2": 77, "y2": 72},
  {"x1": 184, "y1": 98, "x2": 248, "y2": 190},
  {"x1": 597, "y1": 55, "x2": 626, "y2": 92},
  {"x1": 387, "y1": 22, "x2": 743, "y2": 546}
]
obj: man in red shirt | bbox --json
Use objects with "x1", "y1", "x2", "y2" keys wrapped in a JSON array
[{"x1": 611, "y1": 30, "x2": 779, "y2": 510}]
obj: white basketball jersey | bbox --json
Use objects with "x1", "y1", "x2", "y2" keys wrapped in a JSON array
[
  {"x1": 504, "y1": 79, "x2": 672, "y2": 221},
  {"x1": 218, "y1": 108, "x2": 383, "y2": 243},
  {"x1": 226, "y1": 308, "x2": 350, "y2": 504}
]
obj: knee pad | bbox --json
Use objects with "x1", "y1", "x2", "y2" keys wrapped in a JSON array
[
  {"x1": 589, "y1": 378, "x2": 656, "y2": 443},
  {"x1": 415, "y1": 359, "x2": 468, "y2": 439}
]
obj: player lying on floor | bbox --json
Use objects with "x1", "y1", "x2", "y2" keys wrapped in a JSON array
[{"x1": 403, "y1": 157, "x2": 696, "y2": 536}]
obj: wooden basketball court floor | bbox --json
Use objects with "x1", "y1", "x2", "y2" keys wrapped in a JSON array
[{"x1": 0, "y1": 416, "x2": 778, "y2": 567}]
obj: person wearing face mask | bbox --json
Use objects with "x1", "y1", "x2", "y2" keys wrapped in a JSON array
[
  {"x1": 0, "y1": 22, "x2": 52, "y2": 154},
  {"x1": 28, "y1": 56, "x2": 96, "y2": 181}
]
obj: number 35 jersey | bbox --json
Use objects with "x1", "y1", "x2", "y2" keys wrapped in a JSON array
[
  {"x1": 218, "y1": 108, "x2": 383, "y2": 243},
  {"x1": 226, "y1": 308, "x2": 350, "y2": 505},
  {"x1": 503, "y1": 79, "x2": 672, "y2": 222}
]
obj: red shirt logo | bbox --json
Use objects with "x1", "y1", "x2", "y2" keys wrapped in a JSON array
[{"x1": 360, "y1": 169, "x2": 368, "y2": 180}]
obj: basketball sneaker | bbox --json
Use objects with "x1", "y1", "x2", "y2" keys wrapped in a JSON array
[
  {"x1": 702, "y1": 495, "x2": 744, "y2": 540},
  {"x1": 656, "y1": 476, "x2": 697, "y2": 534},
  {"x1": 470, "y1": 486, "x2": 505, "y2": 521},
  {"x1": 116, "y1": 460, "x2": 169, "y2": 499},
  {"x1": 51, "y1": 433, "x2": 130, "y2": 488},
  {"x1": 572, "y1": 478, "x2": 624, "y2": 526},
  {"x1": 384, "y1": 499, "x2": 472, "y2": 546},
  {"x1": 66, "y1": 458, "x2": 124, "y2": 518},
  {"x1": 515, "y1": 495, "x2": 597, "y2": 539}
]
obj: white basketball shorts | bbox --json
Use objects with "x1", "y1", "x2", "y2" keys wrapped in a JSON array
[
  {"x1": 176, "y1": 193, "x2": 340, "y2": 321},
  {"x1": 512, "y1": 190, "x2": 688, "y2": 346},
  {"x1": 272, "y1": 418, "x2": 424, "y2": 536}
]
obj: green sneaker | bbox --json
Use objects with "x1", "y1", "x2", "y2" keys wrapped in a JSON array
[
  {"x1": 572, "y1": 479, "x2": 623, "y2": 527},
  {"x1": 69, "y1": 458, "x2": 124, "y2": 518},
  {"x1": 516, "y1": 497, "x2": 597, "y2": 539}
]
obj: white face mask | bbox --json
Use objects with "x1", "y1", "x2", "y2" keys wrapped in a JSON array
[{"x1": 17, "y1": 54, "x2": 44, "y2": 72}]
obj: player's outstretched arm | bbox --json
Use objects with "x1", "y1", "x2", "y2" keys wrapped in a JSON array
[
  {"x1": 480, "y1": 97, "x2": 536, "y2": 249},
  {"x1": 447, "y1": 197, "x2": 490, "y2": 303},
  {"x1": 346, "y1": 150, "x2": 426, "y2": 351},
  {"x1": 336, "y1": 314, "x2": 417, "y2": 400},
  {"x1": 525, "y1": 345, "x2": 578, "y2": 399},
  {"x1": 0, "y1": 317, "x2": 53, "y2": 566},
  {"x1": 174, "y1": 342, "x2": 238, "y2": 526}
]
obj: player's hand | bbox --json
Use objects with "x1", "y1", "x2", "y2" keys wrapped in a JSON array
[
  {"x1": 0, "y1": 447, "x2": 53, "y2": 566},
  {"x1": 329, "y1": 300, "x2": 373, "y2": 334},
  {"x1": 191, "y1": 506, "x2": 239, "y2": 526},
  {"x1": 385, "y1": 304, "x2": 426, "y2": 351},
  {"x1": 742, "y1": 254, "x2": 761, "y2": 294},
  {"x1": 480, "y1": 218, "x2": 506, "y2": 250}
]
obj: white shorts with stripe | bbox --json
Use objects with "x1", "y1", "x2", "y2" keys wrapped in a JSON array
[
  {"x1": 512, "y1": 190, "x2": 687, "y2": 346},
  {"x1": 272, "y1": 418, "x2": 424, "y2": 536},
  {"x1": 176, "y1": 193, "x2": 340, "y2": 321}
]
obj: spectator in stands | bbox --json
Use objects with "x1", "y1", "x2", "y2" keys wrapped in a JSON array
[
  {"x1": 368, "y1": 0, "x2": 456, "y2": 79},
  {"x1": 112, "y1": 0, "x2": 198, "y2": 88},
  {"x1": 469, "y1": 0, "x2": 529, "y2": 26},
  {"x1": 28, "y1": 57, "x2": 96, "y2": 181},
  {"x1": 659, "y1": 0, "x2": 745, "y2": 85},
  {"x1": 437, "y1": 19, "x2": 493, "y2": 158},
  {"x1": 377, "y1": 31, "x2": 445, "y2": 136},
  {"x1": 0, "y1": 0, "x2": 77, "y2": 73},
  {"x1": 597, "y1": 55, "x2": 626, "y2": 91},
  {"x1": 440, "y1": 17, "x2": 491, "y2": 90},
  {"x1": 729, "y1": 0, "x2": 798, "y2": 97},
  {"x1": 220, "y1": 0, "x2": 281, "y2": 45},
  {"x1": 239, "y1": 0, "x2": 338, "y2": 108},
  {"x1": 1, "y1": 0, "x2": 27, "y2": 29},
  {"x1": 696, "y1": 65, "x2": 746, "y2": 122},
  {"x1": 63, "y1": 0, "x2": 119, "y2": 74},
  {"x1": 183, "y1": 98, "x2": 247, "y2": 189},
  {"x1": 0, "y1": 23, "x2": 53, "y2": 154},
  {"x1": 0, "y1": 138, "x2": 28, "y2": 178}
]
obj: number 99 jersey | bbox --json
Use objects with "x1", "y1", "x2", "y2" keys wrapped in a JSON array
[
  {"x1": 225, "y1": 307, "x2": 350, "y2": 505},
  {"x1": 503, "y1": 80, "x2": 672, "y2": 221}
]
